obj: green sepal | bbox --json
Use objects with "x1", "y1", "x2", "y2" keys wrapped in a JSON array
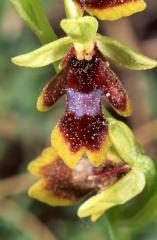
[
  {"x1": 78, "y1": 169, "x2": 145, "y2": 218},
  {"x1": 108, "y1": 118, "x2": 156, "y2": 182},
  {"x1": 64, "y1": 0, "x2": 83, "y2": 18},
  {"x1": 61, "y1": 16, "x2": 98, "y2": 45},
  {"x1": 136, "y1": 155, "x2": 156, "y2": 183},
  {"x1": 108, "y1": 118, "x2": 140, "y2": 166},
  {"x1": 96, "y1": 34, "x2": 157, "y2": 70},
  {"x1": 11, "y1": 37, "x2": 72, "y2": 67}
]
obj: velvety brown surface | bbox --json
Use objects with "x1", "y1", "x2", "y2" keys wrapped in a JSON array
[
  {"x1": 59, "y1": 112, "x2": 108, "y2": 152},
  {"x1": 40, "y1": 158, "x2": 92, "y2": 200}
]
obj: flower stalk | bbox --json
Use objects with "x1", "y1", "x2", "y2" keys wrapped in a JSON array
[{"x1": 64, "y1": 0, "x2": 83, "y2": 18}]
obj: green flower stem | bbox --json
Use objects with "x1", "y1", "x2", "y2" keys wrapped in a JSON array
[
  {"x1": 105, "y1": 217, "x2": 117, "y2": 240},
  {"x1": 10, "y1": 0, "x2": 58, "y2": 71},
  {"x1": 106, "y1": 216, "x2": 132, "y2": 240},
  {"x1": 64, "y1": 0, "x2": 83, "y2": 18}
]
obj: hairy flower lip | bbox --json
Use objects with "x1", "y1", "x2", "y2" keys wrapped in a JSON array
[{"x1": 36, "y1": 46, "x2": 132, "y2": 167}]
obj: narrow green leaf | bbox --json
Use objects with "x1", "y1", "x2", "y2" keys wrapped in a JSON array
[
  {"x1": 96, "y1": 34, "x2": 157, "y2": 70},
  {"x1": 12, "y1": 37, "x2": 72, "y2": 67},
  {"x1": 78, "y1": 169, "x2": 145, "y2": 218},
  {"x1": 10, "y1": 0, "x2": 57, "y2": 44}
]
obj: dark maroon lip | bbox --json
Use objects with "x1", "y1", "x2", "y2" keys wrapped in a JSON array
[
  {"x1": 41, "y1": 158, "x2": 92, "y2": 201},
  {"x1": 41, "y1": 46, "x2": 129, "y2": 155},
  {"x1": 59, "y1": 112, "x2": 108, "y2": 152},
  {"x1": 76, "y1": 0, "x2": 137, "y2": 9}
]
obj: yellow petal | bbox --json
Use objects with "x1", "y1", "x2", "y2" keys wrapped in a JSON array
[{"x1": 51, "y1": 125, "x2": 84, "y2": 168}]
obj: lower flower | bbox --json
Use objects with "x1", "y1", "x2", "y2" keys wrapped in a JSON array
[{"x1": 28, "y1": 147, "x2": 145, "y2": 221}]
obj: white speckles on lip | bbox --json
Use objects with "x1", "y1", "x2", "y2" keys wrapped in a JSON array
[{"x1": 106, "y1": 93, "x2": 110, "y2": 97}]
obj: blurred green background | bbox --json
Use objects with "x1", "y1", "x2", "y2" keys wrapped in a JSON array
[{"x1": 0, "y1": 0, "x2": 157, "y2": 239}]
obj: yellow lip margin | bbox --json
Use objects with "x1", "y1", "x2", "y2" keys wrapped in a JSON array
[{"x1": 85, "y1": 0, "x2": 146, "y2": 21}]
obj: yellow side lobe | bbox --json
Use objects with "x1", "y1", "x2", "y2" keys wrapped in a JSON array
[
  {"x1": 28, "y1": 180, "x2": 78, "y2": 206},
  {"x1": 37, "y1": 94, "x2": 52, "y2": 112},
  {"x1": 28, "y1": 147, "x2": 82, "y2": 206},
  {"x1": 85, "y1": 0, "x2": 146, "y2": 20},
  {"x1": 86, "y1": 134, "x2": 111, "y2": 167},
  {"x1": 116, "y1": 98, "x2": 132, "y2": 117},
  {"x1": 51, "y1": 125, "x2": 84, "y2": 168},
  {"x1": 51, "y1": 124, "x2": 111, "y2": 167},
  {"x1": 28, "y1": 147, "x2": 58, "y2": 177}
]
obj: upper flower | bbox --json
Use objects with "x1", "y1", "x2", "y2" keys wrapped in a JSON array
[
  {"x1": 38, "y1": 46, "x2": 131, "y2": 167},
  {"x1": 72, "y1": 0, "x2": 146, "y2": 20}
]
